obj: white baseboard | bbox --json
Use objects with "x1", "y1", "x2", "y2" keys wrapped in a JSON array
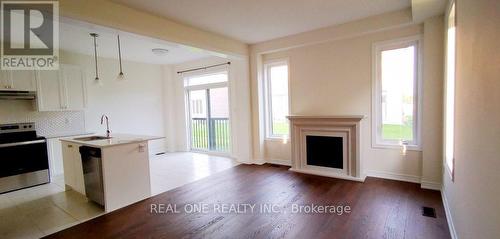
[
  {"x1": 366, "y1": 170, "x2": 421, "y2": 183},
  {"x1": 420, "y1": 180, "x2": 442, "y2": 191},
  {"x1": 266, "y1": 159, "x2": 292, "y2": 166},
  {"x1": 239, "y1": 159, "x2": 266, "y2": 165},
  {"x1": 441, "y1": 189, "x2": 458, "y2": 239},
  {"x1": 290, "y1": 168, "x2": 365, "y2": 182}
]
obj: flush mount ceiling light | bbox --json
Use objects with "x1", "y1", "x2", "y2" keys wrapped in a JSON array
[{"x1": 152, "y1": 48, "x2": 169, "y2": 56}]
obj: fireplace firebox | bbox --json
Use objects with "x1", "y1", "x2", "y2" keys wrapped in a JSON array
[{"x1": 306, "y1": 135, "x2": 343, "y2": 169}]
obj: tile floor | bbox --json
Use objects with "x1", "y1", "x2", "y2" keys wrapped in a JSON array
[
  {"x1": 0, "y1": 176, "x2": 103, "y2": 239},
  {"x1": 149, "y1": 152, "x2": 240, "y2": 195},
  {"x1": 0, "y1": 152, "x2": 238, "y2": 238}
]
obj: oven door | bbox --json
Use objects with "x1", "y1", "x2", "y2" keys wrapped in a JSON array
[{"x1": 0, "y1": 139, "x2": 50, "y2": 193}]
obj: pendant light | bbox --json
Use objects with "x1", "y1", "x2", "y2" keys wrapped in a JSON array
[
  {"x1": 116, "y1": 35, "x2": 125, "y2": 81},
  {"x1": 90, "y1": 33, "x2": 101, "y2": 85}
]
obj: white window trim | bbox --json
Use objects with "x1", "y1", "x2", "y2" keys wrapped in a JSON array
[
  {"x1": 263, "y1": 59, "x2": 290, "y2": 140},
  {"x1": 371, "y1": 35, "x2": 423, "y2": 151},
  {"x1": 183, "y1": 68, "x2": 232, "y2": 156},
  {"x1": 183, "y1": 68, "x2": 229, "y2": 90},
  {"x1": 444, "y1": 0, "x2": 456, "y2": 181}
]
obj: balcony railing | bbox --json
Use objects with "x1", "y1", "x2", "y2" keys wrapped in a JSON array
[{"x1": 191, "y1": 117, "x2": 230, "y2": 152}]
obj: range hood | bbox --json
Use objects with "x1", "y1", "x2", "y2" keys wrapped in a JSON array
[{"x1": 0, "y1": 91, "x2": 36, "y2": 100}]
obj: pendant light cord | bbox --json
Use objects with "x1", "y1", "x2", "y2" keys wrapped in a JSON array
[
  {"x1": 117, "y1": 35, "x2": 123, "y2": 74},
  {"x1": 91, "y1": 33, "x2": 99, "y2": 80}
]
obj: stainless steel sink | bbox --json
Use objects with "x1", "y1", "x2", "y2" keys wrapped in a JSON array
[{"x1": 73, "y1": 136, "x2": 112, "y2": 141}]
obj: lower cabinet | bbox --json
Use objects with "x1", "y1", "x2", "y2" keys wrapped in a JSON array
[
  {"x1": 61, "y1": 141, "x2": 86, "y2": 195},
  {"x1": 47, "y1": 138, "x2": 64, "y2": 177}
]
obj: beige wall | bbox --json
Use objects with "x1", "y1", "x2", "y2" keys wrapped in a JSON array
[
  {"x1": 422, "y1": 16, "x2": 445, "y2": 186},
  {"x1": 60, "y1": 51, "x2": 166, "y2": 154},
  {"x1": 442, "y1": 0, "x2": 500, "y2": 238},
  {"x1": 250, "y1": 10, "x2": 445, "y2": 185}
]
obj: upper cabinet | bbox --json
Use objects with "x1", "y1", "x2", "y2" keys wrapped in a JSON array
[
  {"x1": 61, "y1": 65, "x2": 86, "y2": 110},
  {"x1": 0, "y1": 70, "x2": 36, "y2": 91},
  {"x1": 36, "y1": 70, "x2": 63, "y2": 111},
  {"x1": 0, "y1": 71, "x2": 11, "y2": 89},
  {"x1": 36, "y1": 64, "x2": 87, "y2": 111}
]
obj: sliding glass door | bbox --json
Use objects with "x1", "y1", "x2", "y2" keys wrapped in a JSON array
[{"x1": 186, "y1": 71, "x2": 230, "y2": 153}]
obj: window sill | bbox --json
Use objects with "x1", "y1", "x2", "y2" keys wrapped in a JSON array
[{"x1": 371, "y1": 143, "x2": 422, "y2": 152}]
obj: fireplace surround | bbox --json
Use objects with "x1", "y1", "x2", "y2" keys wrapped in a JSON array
[{"x1": 287, "y1": 115, "x2": 365, "y2": 181}]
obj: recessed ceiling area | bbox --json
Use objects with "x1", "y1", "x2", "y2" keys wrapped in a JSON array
[
  {"x1": 60, "y1": 17, "x2": 215, "y2": 65},
  {"x1": 111, "y1": 0, "x2": 411, "y2": 44}
]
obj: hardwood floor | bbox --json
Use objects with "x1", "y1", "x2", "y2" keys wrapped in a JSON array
[{"x1": 44, "y1": 164, "x2": 450, "y2": 239}]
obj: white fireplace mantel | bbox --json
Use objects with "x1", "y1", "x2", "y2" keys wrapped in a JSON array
[{"x1": 287, "y1": 115, "x2": 366, "y2": 182}]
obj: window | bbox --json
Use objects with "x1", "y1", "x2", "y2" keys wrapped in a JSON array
[
  {"x1": 264, "y1": 60, "x2": 289, "y2": 138},
  {"x1": 373, "y1": 36, "x2": 421, "y2": 149},
  {"x1": 184, "y1": 69, "x2": 231, "y2": 153},
  {"x1": 445, "y1": 2, "x2": 456, "y2": 179},
  {"x1": 184, "y1": 72, "x2": 227, "y2": 87}
]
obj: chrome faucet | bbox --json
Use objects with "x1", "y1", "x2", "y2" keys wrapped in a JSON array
[{"x1": 100, "y1": 114, "x2": 111, "y2": 137}]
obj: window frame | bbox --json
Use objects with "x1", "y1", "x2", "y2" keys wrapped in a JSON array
[
  {"x1": 372, "y1": 35, "x2": 423, "y2": 150},
  {"x1": 183, "y1": 68, "x2": 229, "y2": 90},
  {"x1": 182, "y1": 67, "x2": 232, "y2": 156},
  {"x1": 444, "y1": 0, "x2": 456, "y2": 181},
  {"x1": 263, "y1": 59, "x2": 290, "y2": 140}
]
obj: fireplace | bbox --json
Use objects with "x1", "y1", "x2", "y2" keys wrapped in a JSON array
[
  {"x1": 287, "y1": 115, "x2": 365, "y2": 181},
  {"x1": 306, "y1": 135, "x2": 344, "y2": 169}
]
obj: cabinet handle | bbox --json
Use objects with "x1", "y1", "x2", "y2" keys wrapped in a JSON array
[{"x1": 68, "y1": 145, "x2": 73, "y2": 148}]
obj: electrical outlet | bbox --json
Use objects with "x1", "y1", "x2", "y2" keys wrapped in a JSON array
[{"x1": 138, "y1": 144, "x2": 146, "y2": 152}]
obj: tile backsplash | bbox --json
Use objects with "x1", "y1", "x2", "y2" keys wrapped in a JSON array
[{"x1": 0, "y1": 100, "x2": 85, "y2": 137}]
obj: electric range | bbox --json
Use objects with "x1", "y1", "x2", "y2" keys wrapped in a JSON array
[{"x1": 0, "y1": 122, "x2": 50, "y2": 194}]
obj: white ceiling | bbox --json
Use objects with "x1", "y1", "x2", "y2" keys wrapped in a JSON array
[
  {"x1": 59, "y1": 18, "x2": 214, "y2": 65},
  {"x1": 112, "y1": 0, "x2": 411, "y2": 44}
]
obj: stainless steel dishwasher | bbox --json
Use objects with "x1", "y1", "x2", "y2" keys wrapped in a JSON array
[{"x1": 79, "y1": 146, "x2": 104, "y2": 206}]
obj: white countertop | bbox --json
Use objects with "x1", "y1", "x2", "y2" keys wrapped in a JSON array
[
  {"x1": 42, "y1": 132, "x2": 95, "y2": 139},
  {"x1": 60, "y1": 133, "x2": 164, "y2": 148}
]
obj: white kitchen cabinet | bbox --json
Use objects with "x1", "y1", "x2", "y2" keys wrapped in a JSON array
[
  {"x1": 11, "y1": 70, "x2": 36, "y2": 91},
  {"x1": 61, "y1": 141, "x2": 86, "y2": 195},
  {"x1": 101, "y1": 142, "x2": 151, "y2": 212},
  {"x1": 36, "y1": 70, "x2": 63, "y2": 110},
  {"x1": 61, "y1": 65, "x2": 86, "y2": 110},
  {"x1": 47, "y1": 138, "x2": 64, "y2": 177},
  {"x1": 36, "y1": 64, "x2": 86, "y2": 111},
  {"x1": 0, "y1": 70, "x2": 36, "y2": 91},
  {"x1": 0, "y1": 70, "x2": 9, "y2": 89}
]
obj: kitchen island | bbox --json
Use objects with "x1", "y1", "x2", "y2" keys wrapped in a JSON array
[{"x1": 60, "y1": 134, "x2": 163, "y2": 212}]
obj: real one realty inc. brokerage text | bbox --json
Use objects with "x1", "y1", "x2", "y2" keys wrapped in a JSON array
[{"x1": 150, "y1": 203, "x2": 352, "y2": 215}]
